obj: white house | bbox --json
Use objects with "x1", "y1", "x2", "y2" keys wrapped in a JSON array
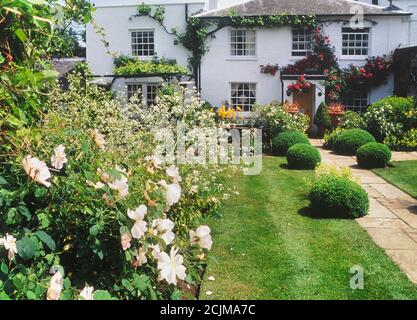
[{"x1": 86, "y1": 0, "x2": 416, "y2": 125}]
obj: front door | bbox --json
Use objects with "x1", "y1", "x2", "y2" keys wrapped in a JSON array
[{"x1": 292, "y1": 85, "x2": 314, "y2": 128}]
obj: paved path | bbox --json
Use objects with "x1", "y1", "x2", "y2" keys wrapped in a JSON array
[{"x1": 311, "y1": 139, "x2": 417, "y2": 284}]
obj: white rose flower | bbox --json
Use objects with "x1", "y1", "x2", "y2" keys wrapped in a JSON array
[
  {"x1": 0, "y1": 233, "x2": 17, "y2": 261},
  {"x1": 135, "y1": 247, "x2": 147, "y2": 266},
  {"x1": 152, "y1": 218, "x2": 175, "y2": 245},
  {"x1": 166, "y1": 165, "x2": 182, "y2": 183},
  {"x1": 158, "y1": 180, "x2": 181, "y2": 206},
  {"x1": 189, "y1": 225, "x2": 213, "y2": 250},
  {"x1": 150, "y1": 244, "x2": 162, "y2": 260},
  {"x1": 47, "y1": 271, "x2": 63, "y2": 300},
  {"x1": 127, "y1": 205, "x2": 147, "y2": 239},
  {"x1": 50, "y1": 144, "x2": 67, "y2": 170},
  {"x1": 108, "y1": 174, "x2": 129, "y2": 198},
  {"x1": 22, "y1": 155, "x2": 51, "y2": 187},
  {"x1": 157, "y1": 247, "x2": 186, "y2": 285},
  {"x1": 92, "y1": 129, "x2": 106, "y2": 150},
  {"x1": 79, "y1": 285, "x2": 94, "y2": 300}
]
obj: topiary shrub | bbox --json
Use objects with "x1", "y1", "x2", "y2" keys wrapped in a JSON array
[
  {"x1": 287, "y1": 143, "x2": 321, "y2": 169},
  {"x1": 271, "y1": 131, "x2": 310, "y2": 156},
  {"x1": 333, "y1": 129, "x2": 376, "y2": 155},
  {"x1": 356, "y1": 142, "x2": 391, "y2": 168},
  {"x1": 309, "y1": 175, "x2": 369, "y2": 218},
  {"x1": 323, "y1": 127, "x2": 345, "y2": 150},
  {"x1": 314, "y1": 102, "x2": 331, "y2": 129}
]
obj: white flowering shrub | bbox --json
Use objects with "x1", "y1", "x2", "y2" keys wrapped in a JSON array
[
  {"x1": 363, "y1": 96, "x2": 417, "y2": 147},
  {"x1": 248, "y1": 103, "x2": 310, "y2": 152},
  {"x1": 0, "y1": 75, "x2": 231, "y2": 300}
]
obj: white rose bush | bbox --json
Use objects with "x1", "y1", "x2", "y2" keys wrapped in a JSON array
[{"x1": 0, "y1": 73, "x2": 232, "y2": 300}]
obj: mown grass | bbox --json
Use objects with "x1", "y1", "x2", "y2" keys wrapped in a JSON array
[
  {"x1": 199, "y1": 156, "x2": 417, "y2": 300},
  {"x1": 373, "y1": 160, "x2": 417, "y2": 198}
]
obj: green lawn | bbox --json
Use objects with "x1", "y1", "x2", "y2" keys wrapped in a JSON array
[
  {"x1": 373, "y1": 160, "x2": 417, "y2": 198},
  {"x1": 199, "y1": 156, "x2": 417, "y2": 300}
]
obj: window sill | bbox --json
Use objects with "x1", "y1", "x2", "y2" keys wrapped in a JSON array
[
  {"x1": 339, "y1": 56, "x2": 369, "y2": 61},
  {"x1": 227, "y1": 57, "x2": 258, "y2": 61}
]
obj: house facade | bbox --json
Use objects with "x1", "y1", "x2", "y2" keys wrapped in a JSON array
[{"x1": 86, "y1": 0, "x2": 416, "y2": 125}]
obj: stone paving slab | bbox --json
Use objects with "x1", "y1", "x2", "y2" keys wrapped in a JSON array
[
  {"x1": 310, "y1": 139, "x2": 417, "y2": 284},
  {"x1": 369, "y1": 183, "x2": 411, "y2": 199},
  {"x1": 366, "y1": 228, "x2": 417, "y2": 250},
  {"x1": 386, "y1": 250, "x2": 417, "y2": 284},
  {"x1": 391, "y1": 152, "x2": 417, "y2": 162}
]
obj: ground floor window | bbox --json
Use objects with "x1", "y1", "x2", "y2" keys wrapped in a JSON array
[
  {"x1": 341, "y1": 88, "x2": 369, "y2": 112},
  {"x1": 126, "y1": 83, "x2": 159, "y2": 106},
  {"x1": 230, "y1": 82, "x2": 256, "y2": 112}
]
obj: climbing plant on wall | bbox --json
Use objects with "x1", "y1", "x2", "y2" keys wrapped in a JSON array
[{"x1": 281, "y1": 27, "x2": 393, "y2": 102}]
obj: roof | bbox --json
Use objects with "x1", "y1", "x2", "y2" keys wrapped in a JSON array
[
  {"x1": 196, "y1": 0, "x2": 412, "y2": 18},
  {"x1": 52, "y1": 58, "x2": 84, "y2": 76}
]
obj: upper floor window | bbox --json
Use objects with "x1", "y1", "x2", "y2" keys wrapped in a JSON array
[
  {"x1": 230, "y1": 82, "x2": 256, "y2": 112},
  {"x1": 230, "y1": 29, "x2": 256, "y2": 57},
  {"x1": 131, "y1": 30, "x2": 154, "y2": 57},
  {"x1": 292, "y1": 29, "x2": 313, "y2": 56},
  {"x1": 342, "y1": 28, "x2": 370, "y2": 56},
  {"x1": 341, "y1": 88, "x2": 369, "y2": 112}
]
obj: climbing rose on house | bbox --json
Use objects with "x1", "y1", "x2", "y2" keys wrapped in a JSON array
[
  {"x1": 50, "y1": 144, "x2": 67, "y2": 170},
  {"x1": 0, "y1": 233, "x2": 18, "y2": 261},
  {"x1": 157, "y1": 247, "x2": 186, "y2": 285},
  {"x1": 127, "y1": 205, "x2": 148, "y2": 239},
  {"x1": 22, "y1": 155, "x2": 52, "y2": 187},
  {"x1": 190, "y1": 225, "x2": 213, "y2": 250},
  {"x1": 47, "y1": 271, "x2": 64, "y2": 300}
]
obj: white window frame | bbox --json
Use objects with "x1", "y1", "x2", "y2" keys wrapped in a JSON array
[
  {"x1": 146, "y1": 84, "x2": 159, "y2": 106},
  {"x1": 130, "y1": 29, "x2": 155, "y2": 57},
  {"x1": 126, "y1": 83, "x2": 142, "y2": 102},
  {"x1": 126, "y1": 82, "x2": 159, "y2": 106},
  {"x1": 341, "y1": 88, "x2": 369, "y2": 112},
  {"x1": 292, "y1": 29, "x2": 313, "y2": 57},
  {"x1": 341, "y1": 27, "x2": 370, "y2": 58},
  {"x1": 229, "y1": 29, "x2": 256, "y2": 58},
  {"x1": 230, "y1": 82, "x2": 257, "y2": 112}
]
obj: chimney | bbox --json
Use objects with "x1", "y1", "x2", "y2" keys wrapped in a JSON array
[{"x1": 209, "y1": 0, "x2": 218, "y2": 10}]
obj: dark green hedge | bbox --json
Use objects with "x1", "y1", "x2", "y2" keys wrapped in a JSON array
[
  {"x1": 286, "y1": 143, "x2": 321, "y2": 169},
  {"x1": 333, "y1": 129, "x2": 376, "y2": 155},
  {"x1": 271, "y1": 131, "x2": 310, "y2": 156},
  {"x1": 356, "y1": 142, "x2": 391, "y2": 168}
]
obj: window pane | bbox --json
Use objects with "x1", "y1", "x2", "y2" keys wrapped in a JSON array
[
  {"x1": 291, "y1": 29, "x2": 313, "y2": 56},
  {"x1": 230, "y1": 82, "x2": 256, "y2": 111},
  {"x1": 131, "y1": 30, "x2": 154, "y2": 56},
  {"x1": 341, "y1": 28, "x2": 370, "y2": 56}
]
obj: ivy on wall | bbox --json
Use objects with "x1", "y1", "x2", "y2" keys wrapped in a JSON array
[{"x1": 133, "y1": 3, "x2": 318, "y2": 83}]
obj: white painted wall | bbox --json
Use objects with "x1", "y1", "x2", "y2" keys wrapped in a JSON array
[
  {"x1": 200, "y1": 15, "x2": 408, "y2": 108},
  {"x1": 86, "y1": 2, "x2": 205, "y2": 76},
  {"x1": 357, "y1": 0, "x2": 417, "y2": 46}
]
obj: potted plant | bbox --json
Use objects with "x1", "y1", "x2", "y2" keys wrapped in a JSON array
[{"x1": 328, "y1": 103, "x2": 345, "y2": 127}]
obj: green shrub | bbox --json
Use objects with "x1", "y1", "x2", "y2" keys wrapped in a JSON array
[
  {"x1": 323, "y1": 127, "x2": 345, "y2": 150},
  {"x1": 333, "y1": 129, "x2": 376, "y2": 155},
  {"x1": 314, "y1": 102, "x2": 331, "y2": 129},
  {"x1": 271, "y1": 131, "x2": 310, "y2": 156},
  {"x1": 249, "y1": 103, "x2": 310, "y2": 152},
  {"x1": 356, "y1": 142, "x2": 391, "y2": 168},
  {"x1": 384, "y1": 128, "x2": 417, "y2": 151},
  {"x1": 287, "y1": 143, "x2": 321, "y2": 169},
  {"x1": 364, "y1": 96, "x2": 416, "y2": 142},
  {"x1": 309, "y1": 175, "x2": 369, "y2": 218},
  {"x1": 340, "y1": 110, "x2": 366, "y2": 129}
]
